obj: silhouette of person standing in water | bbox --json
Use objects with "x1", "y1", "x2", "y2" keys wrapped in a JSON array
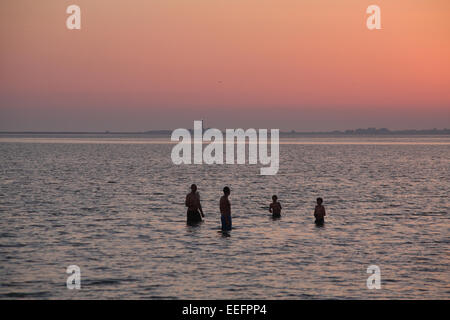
[
  {"x1": 185, "y1": 184, "x2": 204, "y2": 224},
  {"x1": 220, "y1": 186, "x2": 232, "y2": 231},
  {"x1": 269, "y1": 195, "x2": 282, "y2": 218},
  {"x1": 314, "y1": 197, "x2": 326, "y2": 226}
]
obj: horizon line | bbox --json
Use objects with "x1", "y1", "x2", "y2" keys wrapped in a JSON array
[{"x1": 0, "y1": 128, "x2": 449, "y2": 135}]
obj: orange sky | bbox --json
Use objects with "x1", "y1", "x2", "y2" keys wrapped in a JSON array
[{"x1": 0, "y1": 0, "x2": 449, "y2": 131}]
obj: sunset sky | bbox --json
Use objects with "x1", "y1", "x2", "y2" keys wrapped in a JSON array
[{"x1": 1, "y1": 0, "x2": 449, "y2": 131}]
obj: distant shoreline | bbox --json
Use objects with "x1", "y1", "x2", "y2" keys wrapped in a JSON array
[{"x1": 0, "y1": 128, "x2": 449, "y2": 136}]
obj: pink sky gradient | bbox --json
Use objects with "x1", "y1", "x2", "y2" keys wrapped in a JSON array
[{"x1": 1, "y1": 0, "x2": 449, "y2": 131}]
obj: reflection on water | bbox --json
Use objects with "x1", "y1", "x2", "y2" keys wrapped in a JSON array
[{"x1": 0, "y1": 135, "x2": 449, "y2": 299}]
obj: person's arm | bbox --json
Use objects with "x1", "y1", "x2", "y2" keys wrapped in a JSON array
[
  {"x1": 279, "y1": 202, "x2": 282, "y2": 210},
  {"x1": 269, "y1": 203, "x2": 273, "y2": 213},
  {"x1": 197, "y1": 194, "x2": 204, "y2": 217},
  {"x1": 185, "y1": 195, "x2": 189, "y2": 207},
  {"x1": 226, "y1": 198, "x2": 231, "y2": 224},
  {"x1": 314, "y1": 206, "x2": 318, "y2": 218},
  {"x1": 323, "y1": 206, "x2": 326, "y2": 217}
]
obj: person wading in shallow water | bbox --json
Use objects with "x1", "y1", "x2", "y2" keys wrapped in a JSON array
[
  {"x1": 220, "y1": 186, "x2": 232, "y2": 232},
  {"x1": 269, "y1": 195, "x2": 282, "y2": 218},
  {"x1": 314, "y1": 197, "x2": 326, "y2": 226},
  {"x1": 185, "y1": 184, "x2": 204, "y2": 224}
]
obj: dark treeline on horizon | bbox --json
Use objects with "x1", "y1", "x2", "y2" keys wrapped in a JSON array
[
  {"x1": 1, "y1": 128, "x2": 450, "y2": 135},
  {"x1": 282, "y1": 127, "x2": 450, "y2": 135}
]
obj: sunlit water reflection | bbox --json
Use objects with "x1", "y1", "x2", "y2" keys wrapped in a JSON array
[{"x1": 0, "y1": 135, "x2": 449, "y2": 299}]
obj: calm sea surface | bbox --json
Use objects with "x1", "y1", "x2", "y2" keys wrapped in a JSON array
[{"x1": 0, "y1": 134, "x2": 449, "y2": 299}]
